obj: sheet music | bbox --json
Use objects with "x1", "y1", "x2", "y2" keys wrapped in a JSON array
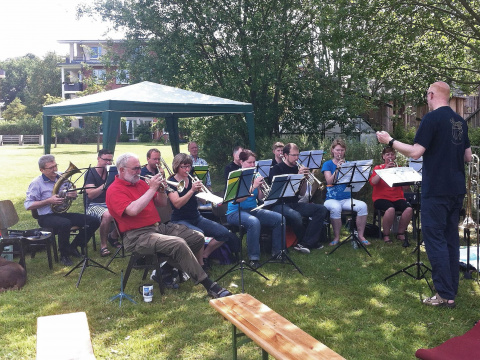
[
  {"x1": 409, "y1": 157, "x2": 423, "y2": 174},
  {"x1": 192, "y1": 165, "x2": 209, "y2": 183},
  {"x1": 336, "y1": 160, "x2": 373, "y2": 192},
  {"x1": 375, "y1": 167, "x2": 423, "y2": 187},
  {"x1": 195, "y1": 192, "x2": 224, "y2": 206},
  {"x1": 224, "y1": 167, "x2": 255, "y2": 203},
  {"x1": 255, "y1": 159, "x2": 273, "y2": 178},
  {"x1": 298, "y1": 150, "x2": 324, "y2": 169}
]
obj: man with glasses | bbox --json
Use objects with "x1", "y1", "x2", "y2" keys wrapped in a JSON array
[
  {"x1": 106, "y1": 153, "x2": 231, "y2": 298},
  {"x1": 25, "y1": 155, "x2": 100, "y2": 266},
  {"x1": 84, "y1": 149, "x2": 120, "y2": 257},
  {"x1": 188, "y1": 141, "x2": 212, "y2": 191},
  {"x1": 141, "y1": 148, "x2": 165, "y2": 178},
  {"x1": 269, "y1": 143, "x2": 329, "y2": 253},
  {"x1": 377, "y1": 81, "x2": 472, "y2": 308}
]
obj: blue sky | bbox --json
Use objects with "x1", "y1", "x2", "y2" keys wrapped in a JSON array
[{"x1": 0, "y1": 0, "x2": 124, "y2": 61}]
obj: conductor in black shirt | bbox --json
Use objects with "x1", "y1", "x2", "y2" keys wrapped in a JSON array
[{"x1": 269, "y1": 143, "x2": 328, "y2": 253}]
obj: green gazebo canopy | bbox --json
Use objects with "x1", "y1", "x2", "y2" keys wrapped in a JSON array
[{"x1": 42, "y1": 81, "x2": 255, "y2": 154}]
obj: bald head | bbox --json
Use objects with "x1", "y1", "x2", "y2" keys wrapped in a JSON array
[{"x1": 426, "y1": 81, "x2": 450, "y2": 110}]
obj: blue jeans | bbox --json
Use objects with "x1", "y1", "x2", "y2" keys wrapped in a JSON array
[
  {"x1": 271, "y1": 202, "x2": 328, "y2": 248},
  {"x1": 421, "y1": 195, "x2": 464, "y2": 300},
  {"x1": 171, "y1": 215, "x2": 240, "y2": 252},
  {"x1": 226, "y1": 209, "x2": 284, "y2": 260}
]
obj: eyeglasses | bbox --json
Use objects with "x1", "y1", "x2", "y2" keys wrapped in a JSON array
[
  {"x1": 127, "y1": 166, "x2": 142, "y2": 172},
  {"x1": 100, "y1": 158, "x2": 114, "y2": 162},
  {"x1": 288, "y1": 153, "x2": 300, "y2": 157},
  {"x1": 180, "y1": 165, "x2": 192, "y2": 169},
  {"x1": 44, "y1": 164, "x2": 58, "y2": 170}
]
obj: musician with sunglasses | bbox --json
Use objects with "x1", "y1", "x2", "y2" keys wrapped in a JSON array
[
  {"x1": 84, "y1": 149, "x2": 121, "y2": 257},
  {"x1": 167, "y1": 153, "x2": 240, "y2": 270}
]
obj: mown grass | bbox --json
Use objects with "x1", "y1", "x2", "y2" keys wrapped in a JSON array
[{"x1": 0, "y1": 143, "x2": 479, "y2": 360}]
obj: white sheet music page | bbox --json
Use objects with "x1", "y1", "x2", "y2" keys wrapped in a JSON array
[{"x1": 375, "y1": 167, "x2": 423, "y2": 187}]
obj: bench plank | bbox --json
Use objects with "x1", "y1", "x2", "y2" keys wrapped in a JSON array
[
  {"x1": 210, "y1": 293, "x2": 345, "y2": 360},
  {"x1": 36, "y1": 312, "x2": 96, "y2": 360}
]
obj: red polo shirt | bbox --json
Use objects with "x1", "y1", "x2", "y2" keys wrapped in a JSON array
[
  {"x1": 106, "y1": 175, "x2": 160, "y2": 233},
  {"x1": 369, "y1": 164, "x2": 406, "y2": 203}
]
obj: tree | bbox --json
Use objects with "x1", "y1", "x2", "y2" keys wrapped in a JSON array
[
  {"x1": 0, "y1": 54, "x2": 38, "y2": 107},
  {"x1": 43, "y1": 94, "x2": 73, "y2": 148},
  {"x1": 2, "y1": 98, "x2": 27, "y2": 121}
]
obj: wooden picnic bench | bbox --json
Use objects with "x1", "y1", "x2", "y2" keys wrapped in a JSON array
[
  {"x1": 210, "y1": 293, "x2": 345, "y2": 360},
  {"x1": 22, "y1": 134, "x2": 41, "y2": 144},
  {"x1": 0, "y1": 135, "x2": 21, "y2": 145},
  {"x1": 36, "y1": 312, "x2": 96, "y2": 360}
]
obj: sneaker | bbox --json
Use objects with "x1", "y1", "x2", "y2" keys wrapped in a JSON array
[
  {"x1": 293, "y1": 244, "x2": 310, "y2": 254},
  {"x1": 313, "y1": 243, "x2": 325, "y2": 250},
  {"x1": 249, "y1": 260, "x2": 261, "y2": 269},
  {"x1": 60, "y1": 255, "x2": 73, "y2": 266}
]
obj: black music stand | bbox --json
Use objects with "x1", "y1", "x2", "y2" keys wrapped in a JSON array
[
  {"x1": 328, "y1": 160, "x2": 373, "y2": 257},
  {"x1": 298, "y1": 150, "x2": 324, "y2": 202},
  {"x1": 64, "y1": 165, "x2": 116, "y2": 287},
  {"x1": 215, "y1": 167, "x2": 268, "y2": 293},
  {"x1": 379, "y1": 168, "x2": 433, "y2": 290},
  {"x1": 259, "y1": 174, "x2": 304, "y2": 275}
]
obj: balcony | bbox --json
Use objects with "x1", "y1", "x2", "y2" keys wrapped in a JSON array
[{"x1": 63, "y1": 83, "x2": 83, "y2": 92}]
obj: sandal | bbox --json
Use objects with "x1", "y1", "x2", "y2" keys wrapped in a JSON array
[
  {"x1": 329, "y1": 240, "x2": 340, "y2": 246},
  {"x1": 397, "y1": 233, "x2": 410, "y2": 247},
  {"x1": 100, "y1": 247, "x2": 111, "y2": 257},
  {"x1": 383, "y1": 235, "x2": 392, "y2": 243},
  {"x1": 207, "y1": 282, "x2": 232, "y2": 299},
  {"x1": 423, "y1": 293, "x2": 456, "y2": 308},
  {"x1": 360, "y1": 239, "x2": 371, "y2": 246},
  {"x1": 108, "y1": 234, "x2": 122, "y2": 248}
]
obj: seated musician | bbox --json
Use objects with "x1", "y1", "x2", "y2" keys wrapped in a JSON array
[
  {"x1": 24, "y1": 155, "x2": 100, "y2": 266},
  {"x1": 188, "y1": 141, "x2": 212, "y2": 191},
  {"x1": 224, "y1": 145, "x2": 244, "y2": 181},
  {"x1": 269, "y1": 143, "x2": 328, "y2": 253},
  {"x1": 369, "y1": 146, "x2": 413, "y2": 246},
  {"x1": 271, "y1": 141, "x2": 284, "y2": 167},
  {"x1": 106, "y1": 153, "x2": 231, "y2": 298},
  {"x1": 141, "y1": 148, "x2": 165, "y2": 178},
  {"x1": 321, "y1": 138, "x2": 369, "y2": 246},
  {"x1": 167, "y1": 153, "x2": 240, "y2": 269},
  {"x1": 226, "y1": 149, "x2": 284, "y2": 269},
  {"x1": 84, "y1": 149, "x2": 121, "y2": 257}
]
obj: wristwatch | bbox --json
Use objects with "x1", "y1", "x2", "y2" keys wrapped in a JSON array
[{"x1": 388, "y1": 138, "x2": 395, "y2": 147}]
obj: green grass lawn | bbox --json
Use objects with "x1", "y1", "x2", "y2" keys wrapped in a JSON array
[{"x1": 1, "y1": 143, "x2": 479, "y2": 360}]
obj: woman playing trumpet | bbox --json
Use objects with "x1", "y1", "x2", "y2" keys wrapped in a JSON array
[
  {"x1": 321, "y1": 138, "x2": 370, "y2": 246},
  {"x1": 167, "y1": 153, "x2": 240, "y2": 270},
  {"x1": 226, "y1": 150, "x2": 284, "y2": 268},
  {"x1": 369, "y1": 146, "x2": 413, "y2": 245}
]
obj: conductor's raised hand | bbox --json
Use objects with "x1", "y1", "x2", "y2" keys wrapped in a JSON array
[{"x1": 376, "y1": 131, "x2": 392, "y2": 145}]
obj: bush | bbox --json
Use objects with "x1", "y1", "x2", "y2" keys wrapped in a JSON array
[
  {"x1": 469, "y1": 127, "x2": 480, "y2": 148},
  {"x1": 0, "y1": 117, "x2": 42, "y2": 135}
]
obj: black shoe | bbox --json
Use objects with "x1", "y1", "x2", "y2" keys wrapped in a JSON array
[
  {"x1": 202, "y1": 258, "x2": 212, "y2": 270},
  {"x1": 60, "y1": 255, "x2": 73, "y2": 266},
  {"x1": 249, "y1": 260, "x2": 261, "y2": 269},
  {"x1": 68, "y1": 247, "x2": 82, "y2": 258},
  {"x1": 401, "y1": 233, "x2": 410, "y2": 248}
]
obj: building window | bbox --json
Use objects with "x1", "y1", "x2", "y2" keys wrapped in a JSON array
[
  {"x1": 92, "y1": 69, "x2": 106, "y2": 83},
  {"x1": 116, "y1": 70, "x2": 130, "y2": 85},
  {"x1": 90, "y1": 46, "x2": 102, "y2": 59}
]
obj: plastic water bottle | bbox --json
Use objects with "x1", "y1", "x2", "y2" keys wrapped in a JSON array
[{"x1": 352, "y1": 230, "x2": 359, "y2": 249}]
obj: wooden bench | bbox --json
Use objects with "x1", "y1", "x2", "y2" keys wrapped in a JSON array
[
  {"x1": 210, "y1": 293, "x2": 345, "y2": 360},
  {"x1": 0, "y1": 135, "x2": 21, "y2": 145},
  {"x1": 36, "y1": 312, "x2": 96, "y2": 360},
  {"x1": 22, "y1": 134, "x2": 40, "y2": 144}
]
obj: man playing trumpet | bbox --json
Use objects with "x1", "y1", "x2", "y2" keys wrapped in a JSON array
[
  {"x1": 24, "y1": 155, "x2": 100, "y2": 266},
  {"x1": 269, "y1": 143, "x2": 329, "y2": 253},
  {"x1": 368, "y1": 146, "x2": 413, "y2": 245},
  {"x1": 141, "y1": 148, "x2": 165, "y2": 178},
  {"x1": 106, "y1": 153, "x2": 231, "y2": 298}
]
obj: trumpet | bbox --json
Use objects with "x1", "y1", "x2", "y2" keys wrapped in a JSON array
[
  {"x1": 295, "y1": 160, "x2": 325, "y2": 190},
  {"x1": 188, "y1": 172, "x2": 224, "y2": 206},
  {"x1": 254, "y1": 172, "x2": 271, "y2": 197},
  {"x1": 140, "y1": 174, "x2": 185, "y2": 193}
]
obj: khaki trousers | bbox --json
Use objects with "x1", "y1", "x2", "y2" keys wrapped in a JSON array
[{"x1": 124, "y1": 223, "x2": 207, "y2": 283}]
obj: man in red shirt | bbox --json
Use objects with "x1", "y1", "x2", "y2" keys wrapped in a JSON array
[{"x1": 106, "y1": 152, "x2": 231, "y2": 298}]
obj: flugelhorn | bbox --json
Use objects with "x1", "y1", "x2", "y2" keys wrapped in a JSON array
[
  {"x1": 51, "y1": 162, "x2": 81, "y2": 213},
  {"x1": 140, "y1": 174, "x2": 185, "y2": 193},
  {"x1": 188, "y1": 171, "x2": 224, "y2": 206}
]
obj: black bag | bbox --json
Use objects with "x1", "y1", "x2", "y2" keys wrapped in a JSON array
[{"x1": 364, "y1": 223, "x2": 382, "y2": 238}]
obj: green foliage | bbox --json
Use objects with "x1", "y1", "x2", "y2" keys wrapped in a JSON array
[
  {"x1": 2, "y1": 98, "x2": 27, "y2": 121},
  {"x1": 119, "y1": 120, "x2": 130, "y2": 142},
  {"x1": 0, "y1": 117, "x2": 42, "y2": 135},
  {"x1": 135, "y1": 122, "x2": 153, "y2": 142},
  {"x1": 469, "y1": 127, "x2": 480, "y2": 148}
]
